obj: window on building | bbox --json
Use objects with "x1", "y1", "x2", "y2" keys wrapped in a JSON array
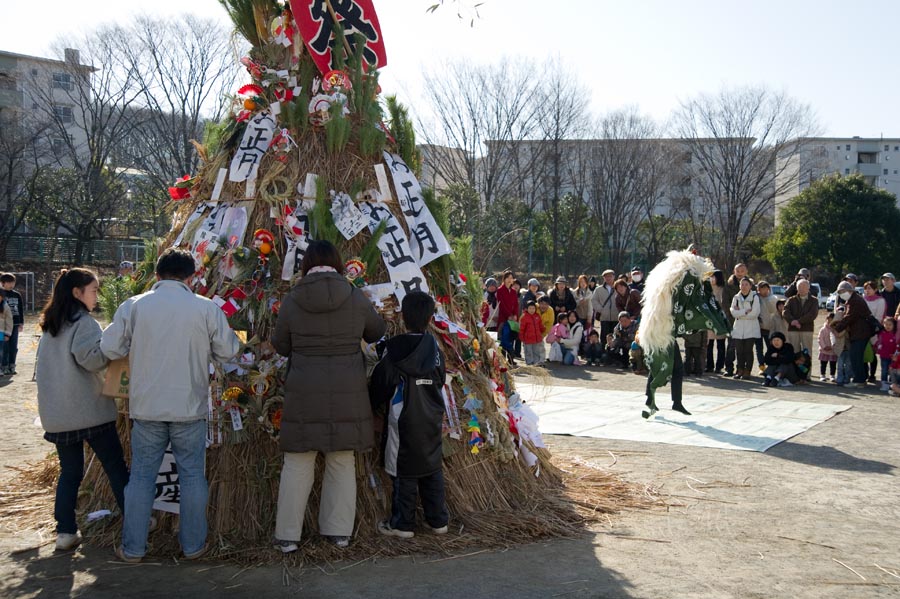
[
  {"x1": 886, "y1": 145, "x2": 890, "y2": 151},
  {"x1": 884, "y1": 169, "x2": 889, "y2": 175},
  {"x1": 895, "y1": 170, "x2": 898, "y2": 175},
  {"x1": 846, "y1": 144, "x2": 851, "y2": 151},
  {"x1": 52, "y1": 72, "x2": 73, "y2": 91},
  {"x1": 836, "y1": 145, "x2": 842, "y2": 150},
  {"x1": 895, "y1": 146, "x2": 899, "y2": 151},
  {"x1": 30, "y1": 68, "x2": 38, "y2": 76},
  {"x1": 53, "y1": 105, "x2": 74, "y2": 124},
  {"x1": 845, "y1": 168, "x2": 850, "y2": 175},
  {"x1": 51, "y1": 137, "x2": 69, "y2": 152}
]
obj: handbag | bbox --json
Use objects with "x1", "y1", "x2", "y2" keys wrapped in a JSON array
[
  {"x1": 865, "y1": 313, "x2": 883, "y2": 336},
  {"x1": 548, "y1": 342, "x2": 563, "y2": 362}
]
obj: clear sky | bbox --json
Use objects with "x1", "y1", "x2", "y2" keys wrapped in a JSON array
[{"x1": 4, "y1": 0, "x2": 898, "y2": 137}]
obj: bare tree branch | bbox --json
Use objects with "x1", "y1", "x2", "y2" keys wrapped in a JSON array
[{"x1": 673, "y1": 86, "x2": 819, "y2": 267}]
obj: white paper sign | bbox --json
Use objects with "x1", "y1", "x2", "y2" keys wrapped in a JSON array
[
  {"x1": 330, "y1": 191, "x2": 367, "y2": 240},
  {"x1": 359, "y1": 202, "x2": 428, "y2": 303},
  {"x1": 191, "y1": 228, "x2": 220, "y2": 270},
  {"x1": 229, "y1": 111, "x2": 276, "y2": 182},
  {"x1": 219, "y1": 206, "x2": 249, "y2": 248},
  {"x1": 281, "y1": 203, "x2": 312, "y2": 281},
  {"x1": 175, "y1": 203, "x2": 210, "y2": 246},
  {"x1": 153, "y1": 446, "x2": 180, "y2": 514},
  {"x1": 384, "y1": 152, "x2": 453, "y2": 267},
  {"x1": 211, "y1": 168, "x2": 228, "y2": 201}
]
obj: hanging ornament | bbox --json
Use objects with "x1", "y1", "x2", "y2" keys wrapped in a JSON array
[
  {"x1": 270, "y1": 128, "x2": 297, "y2": 162},
  {"x1": 467, "y1": 415, "x2": 484, "y2": 454},
  {"x1": 321, "y1": 69, "x2": 352, "y2": 93},
  {"x1": 168, "y1": 175, "x2": 194, "y2": 201},
  {"x1": 252, "y1": 229, "x2": 276, "y2": 257},
  {"x1": 344, "y1": 258, "x2": 367, "y2": 288}
]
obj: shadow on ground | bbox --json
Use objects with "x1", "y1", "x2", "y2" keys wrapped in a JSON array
[
  {"x1": 2, "y1": 533, "x2": 635, "y2": 599},
  {"x1": 765, "y1": 441, "x2": 896, "y2": 474}
]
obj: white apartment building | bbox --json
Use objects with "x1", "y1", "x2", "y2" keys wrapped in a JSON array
[
  {"x1": 0, "y1": 48, "x2": 92, "y2": 166},
  {"x1": 775, "y1": 136, "x2": 900, "y2": 211}
]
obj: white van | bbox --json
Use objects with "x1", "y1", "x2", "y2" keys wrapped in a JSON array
[{"x1": 809, "y1": 283, "x2": 826, "y2": 309}]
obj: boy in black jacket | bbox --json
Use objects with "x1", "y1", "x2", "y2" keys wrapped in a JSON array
[
  {"x1": 370, "y1": 291, "x2": 449, "y2": 538},
  {"x1": 762, "y1": 332, "x2": 799, "y2": 387},
  {"x1": 0, "y1": 273, "x2": 24, "y2": 375}
]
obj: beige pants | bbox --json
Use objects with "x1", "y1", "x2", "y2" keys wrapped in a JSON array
[
  {"x1": 274, "y1": 450, "x2": 356, "y2": 541},
  {"x1": 786, "y1": 331, "x2": 814, "y2": 354}
]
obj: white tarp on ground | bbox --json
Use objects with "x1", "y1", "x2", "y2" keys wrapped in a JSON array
[{"x1": 517, "y1": 383, "x2": 851, "y2": 452}]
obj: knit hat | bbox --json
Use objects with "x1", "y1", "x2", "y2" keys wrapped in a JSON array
[
  {"x1": 770, "y1": 331, "x2": 786, "y2": 343},
  {"x1": 119, "y1": 260, "x2": 134, "y2": 270},
  {"x1": 631, "y1": 266, "x2": 642, "y2": 273},
  {"x1": 555, "y1": 276, "x2": 567, "y2": 284},
  {"x1": 525, "y1": 299, "x2": 536, "y2": 308},
  {"x1": 527, "y1": 278, "x2": 539, "y2": 287},
  {"x1": 844, "y1": 273, "x2": 858, "y2": 282},
  {"x1": 836, "y1": 281, "x2": 854, "y2": 292},
  {"x1": 484, "y1": 277, "x2": 498, "y2": 288},
  {"x1": 797, "y1": 268, "x2": 810, "y2": 277},
  {"x1": 618, "y1": 311, "x2": 631, "y2": 319},
  {"x1": 588, "y1": 276, "x2": 597, "y2": 283}
]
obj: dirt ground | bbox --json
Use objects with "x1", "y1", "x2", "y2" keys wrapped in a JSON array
[{"x1": 1, "y1": 314, "x2": 899, "y2": 598}]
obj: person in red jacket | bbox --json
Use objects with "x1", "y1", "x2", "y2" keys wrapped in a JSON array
[
  {"x1": 495, "y1": 270, "x2": 520, "y2": 365},
  {"x1": 519, "y1": 300, "x2": 546, "y2": 365}
]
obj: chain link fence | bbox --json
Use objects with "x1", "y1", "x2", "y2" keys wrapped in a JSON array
[{"x1": 4, "y1": 235, "x2": 146, "y2": 266}]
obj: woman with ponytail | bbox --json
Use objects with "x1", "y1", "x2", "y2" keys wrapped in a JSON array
[{"x1": 36, "y1": 268, "x2": 129, "y2": 551}]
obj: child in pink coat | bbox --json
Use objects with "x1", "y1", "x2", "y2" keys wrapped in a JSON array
[
  {"x1": 817, "y1": 314, "x2": 837, "y2": 381},
  {"x1": 874, "y1": 317, "x2": 898, "y2": 391}
]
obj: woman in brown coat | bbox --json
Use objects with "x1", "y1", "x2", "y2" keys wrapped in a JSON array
[
  {"x1": 272, "y1": 241, "x2": 386, "y2": 552},
  {"x1": 613, "y1": 279, "x2": 642, "y2": 319}
]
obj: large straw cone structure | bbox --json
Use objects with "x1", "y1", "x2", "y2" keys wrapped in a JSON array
[{"x1": 0, "y1": 1, "x2": 649, "y2": 563}]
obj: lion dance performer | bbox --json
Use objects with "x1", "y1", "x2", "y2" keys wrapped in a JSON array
[{"x1": 638, "y1": 248, "x2": 730, "y2": 419}]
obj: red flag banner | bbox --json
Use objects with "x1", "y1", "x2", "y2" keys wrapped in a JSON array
[{"x1": 290, "y1": 0, "x2": 388, "y2": 75}]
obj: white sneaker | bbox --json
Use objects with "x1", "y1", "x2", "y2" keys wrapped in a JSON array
[
  {"x1": 430, "y1": 525, "x2": 449, "y2": 535},
  {"x1": 273, "y1": 539, "x2": 298, "y2": 553},
  {"x1": 377, "y1": 521, "x2": 414, "y2": 539},
  {"x1": 778, "y1": 379, "x2": 793, "y2": 387},
  {"x1": 881, "y1": 381, "x2": 890, "y2": 391},
  {"x1": 819, "y1": 376, "x2": 827, "y2": 382},
  {"x1": 326, "y1": 535, "x2": 351, "y2": 548},
  {"x1": 55, "y1": 532, "x2": 82, "y2": 551}
]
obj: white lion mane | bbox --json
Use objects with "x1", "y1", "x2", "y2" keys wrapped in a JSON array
[{"x1": 638, "y1": 250, "x2": 715, "y2": 355}]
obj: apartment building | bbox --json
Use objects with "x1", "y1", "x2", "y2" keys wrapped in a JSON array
[
  {"x1": 775, "y1": 136, "x2": 900, "y2": 211},
  {"x1": 0, "y1": 48, "x2": 92, "y2": 166}
]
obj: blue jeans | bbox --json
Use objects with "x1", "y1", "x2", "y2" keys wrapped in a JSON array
[
  {"x1": 1, "y1": 325, "x2": 18, "y2": 368},
  {"x1": 881, "y1": 357, "x2": 892, "y2": 382},
  {"x1": 561, "y1": 345, "x2": 576, "y2": 365},
  {"x1": 848, "y1": 339, "x2": 868, "y2": 384},
  {"x1": 836, "y1": 352, "x2": 852, "y2": 384},
  {"x1": 123, "y1": 419, "x2": 207, "y2": 557}
]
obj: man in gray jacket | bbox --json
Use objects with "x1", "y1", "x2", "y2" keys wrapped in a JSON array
[
  {"x1": 591, "y1": 269, "x2": 618, "y2": 348},
  {"x1": 102, "y1": 248, "x2": 241, "y2": 562}
]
